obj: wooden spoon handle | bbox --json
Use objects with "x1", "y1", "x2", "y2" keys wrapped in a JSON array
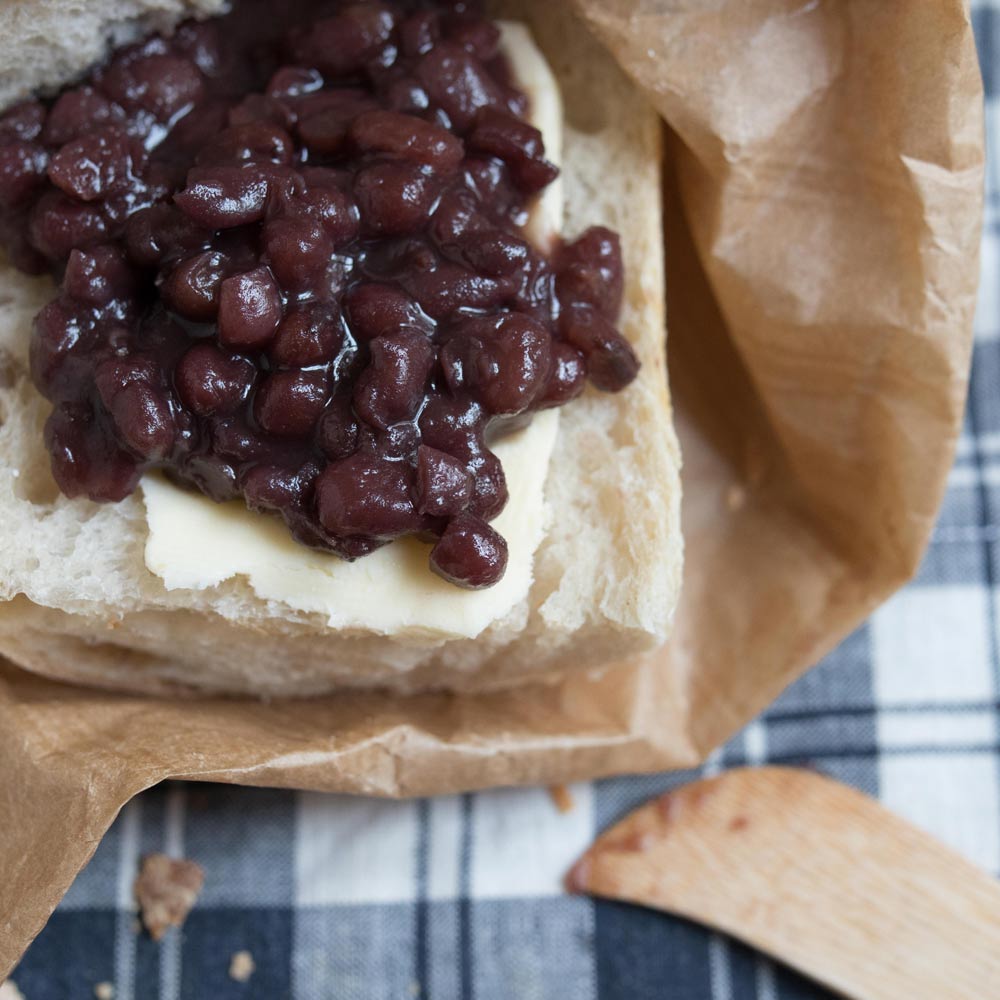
[{"x1": 568, "y1": 767, "x2": 1000, "y2": 1000}]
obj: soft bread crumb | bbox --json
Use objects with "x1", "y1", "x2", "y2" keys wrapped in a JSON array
[
  {"x1": 134, "y1": 853, "x2": 205, "y2": 940},
  {"x1": 228, "y1": 951, "x2": 255, "y2": 983},
  {"x1": 549, "y1": 784, "x2": 576, "y2": 813},
  {"x1": 407, "y1": 982, "x2": 421, "y2": 997},
  {"x1": 0, "y1": 982, "x2": 25, "y2": 1000},
  {"x1": 94, "y1": 984, "x2": 114, "y2": 1000}
]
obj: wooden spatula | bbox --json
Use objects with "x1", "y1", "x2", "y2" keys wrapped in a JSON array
[{"x1": 567, "y1": 767, "x2": 1000, "y2": 1000}]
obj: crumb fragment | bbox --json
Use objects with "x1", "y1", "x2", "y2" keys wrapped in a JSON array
[
  {"x1": 0, "y1": 981, "x2": 25, "y2": 1000},
  {"x1": 407, "y1": 981, "x2": 421, "y2": 997},
  {"x1": 94, "y1": 983, "x2": 114, "y2": 1000},
  {"x1": 134, "y1": 853, "x2": 205, "y2": 941},
  {"x1": 228, "y1": 951, "x2": 256, "y2": 983},
  {"x1": 548, "y1": 784, "x2": 575, "y2": 813}
]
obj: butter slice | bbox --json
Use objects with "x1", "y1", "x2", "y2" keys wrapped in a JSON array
[
  {"x1": 498, "y1": 20, "x2": 564, "y2": 251},
  {"x1": 141, "y1": 24, "x2": 565, "y2": 640},
  {"x1": 142, "y1": 409, "x2": 559, "y2": 639}
]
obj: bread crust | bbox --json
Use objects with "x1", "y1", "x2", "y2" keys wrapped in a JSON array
[{"x1": 0, "y1": 0, "x2": 683, "y2": 696}]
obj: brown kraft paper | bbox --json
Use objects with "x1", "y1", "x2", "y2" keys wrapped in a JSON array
[{"x1": 0, "y1": 0, "x2": 984, "y2": 975}]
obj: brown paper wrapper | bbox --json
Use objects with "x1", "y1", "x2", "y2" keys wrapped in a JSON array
[{"x1": 0, "y1": 0, "x2": 983, "y2": 974}]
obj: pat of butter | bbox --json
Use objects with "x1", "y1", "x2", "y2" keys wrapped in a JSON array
[
  {"x1": 142, "y1": 410, "x2": 559, "y2": 639},
  {"x1": 141, "y1": 23, "x2": 564, "y2": 640},
  {"x1": 498, "y1": 20, "x2": 564, "y2": 250}
]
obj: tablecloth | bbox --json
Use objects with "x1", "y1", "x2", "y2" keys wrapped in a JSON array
[{"x1": 9, "y1": 5, "x2": 1000, "y2": 999}]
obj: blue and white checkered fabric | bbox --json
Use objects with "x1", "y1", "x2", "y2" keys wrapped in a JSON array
[{"x1": 11, "y1": 7, "x2": 1000, "y2": 1000}]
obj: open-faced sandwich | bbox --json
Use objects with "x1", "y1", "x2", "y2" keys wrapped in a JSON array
[{"x1": 0, "y1": 0, "x2": 681, "y2": 695}]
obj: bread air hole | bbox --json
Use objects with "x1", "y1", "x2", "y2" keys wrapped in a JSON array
[
  {"x1": 0, "y1": 347, "x2": 18, "y2": 389},
  {"x1": 13, "y1": 451, "x2": 61, "y2": 505},
  {"x1": 10, "y1": 391, "x2": 60, "y2": 505}
]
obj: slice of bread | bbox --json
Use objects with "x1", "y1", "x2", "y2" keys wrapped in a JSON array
[{"x1": 0, "y1": 0, "x2": 682, "y2": 696}]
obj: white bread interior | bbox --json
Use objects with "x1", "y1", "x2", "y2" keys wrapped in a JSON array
[
  {"x1": 0, "y1": 0, "x2": 229, "y2": 109},
  {"x1": 0, "y1": 0, "x2": 683, "y2": 696}
]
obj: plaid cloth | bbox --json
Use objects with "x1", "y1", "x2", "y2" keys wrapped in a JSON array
[{"x1": 10, "y1": 8, "x2": 998, "y2": 1000}]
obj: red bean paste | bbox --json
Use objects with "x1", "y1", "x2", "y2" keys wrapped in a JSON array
[{"x1": 0, "y1": 0, "x2": 638, "y2": 588}]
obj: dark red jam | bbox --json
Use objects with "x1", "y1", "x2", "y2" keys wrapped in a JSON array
[{"x1": 0, "y1": 0, "x2": 637, "y2": 588}]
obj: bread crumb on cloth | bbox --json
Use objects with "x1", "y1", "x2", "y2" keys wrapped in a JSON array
[
  {"x1": 549, "y1": 784, "x2": 575, "y2": 813},
  {"x1": 93, "y1": 983, "x2": 114, "y2": 1000},
  {"x1": 134, "y1": 853, "x2": 205, "y2": 940},
  {"x1": 0, "y1": 981, "x2": 25, "y2": 1000},
  {"x1": 228, "y1": 951, "x2": 256, "y2": 983}
]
